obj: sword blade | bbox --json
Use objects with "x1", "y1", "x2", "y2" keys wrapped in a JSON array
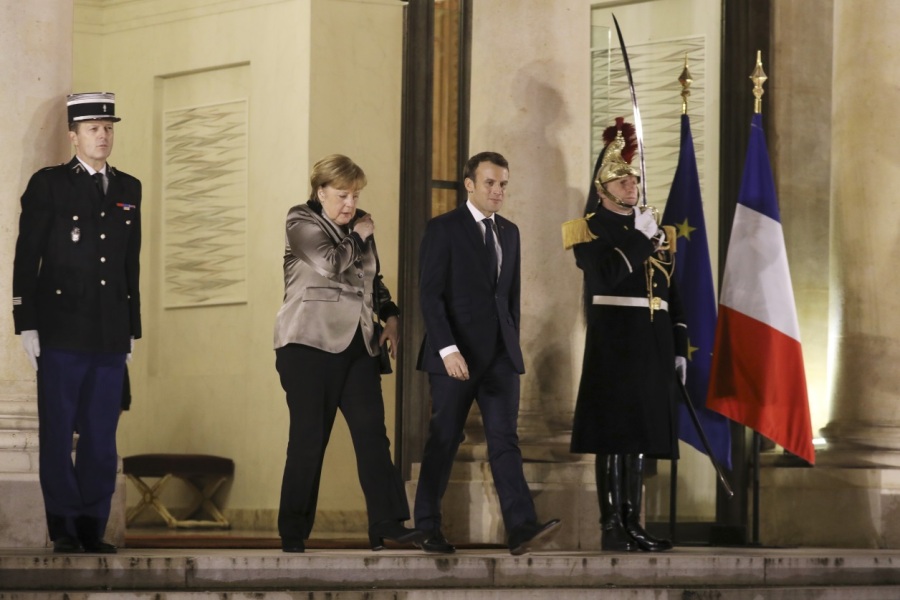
[
  {"x1": 612, "y1": 14, "x2": 649, "y2": 207},
  {"x1": 677, "y1": 377, "x2": 734, "y2": 497}
]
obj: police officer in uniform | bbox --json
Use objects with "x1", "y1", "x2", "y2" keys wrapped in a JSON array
[
  {"x1": 12, "y1": 92, "x2": 141, "y2": 554},
  {"x1": 562, "y1": 118, "x2": 687, "y2": 552}
]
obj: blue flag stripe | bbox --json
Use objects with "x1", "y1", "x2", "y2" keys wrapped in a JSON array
[{"x1": 736, "y1": 114, "x2": 781, "y2": 223}]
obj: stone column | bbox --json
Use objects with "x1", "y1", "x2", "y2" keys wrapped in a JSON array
[
  {"x1": 761, "y1": 0, "x2": 900, "y2": 549},
  {"x1": 821, "y1": 0, "x2": 900, "y2": 465},
  {"x1": 0, "y1": 2, "x2": 127, "y2": 549},
  {"x1": 0, "y1": 0, "x2": 73, "y2": 548}
]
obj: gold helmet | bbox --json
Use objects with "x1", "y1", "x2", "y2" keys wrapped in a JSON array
[
  {"x1": 565, "y1": 118, "x2": 644, "y2": 248},
  {"x1": 595, "y1": 117, "x2": 640, "y2": 187}
]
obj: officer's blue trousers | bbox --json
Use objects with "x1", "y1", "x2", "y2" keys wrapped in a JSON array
[{"x1": 37, "y1": 348, "x2": 125, "y2": 540}]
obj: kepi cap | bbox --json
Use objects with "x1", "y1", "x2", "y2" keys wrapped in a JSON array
[{"x1": 67, "y1": 92, "x2": 121, "y2": 123}]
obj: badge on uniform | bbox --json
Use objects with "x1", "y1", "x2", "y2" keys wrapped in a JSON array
[{"x1": 116, "y1": 202, "x2": 136, "y2": 211}]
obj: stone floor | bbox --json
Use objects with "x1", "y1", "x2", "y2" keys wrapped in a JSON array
[{"x1": 2, "y1": 544, "x2": 900, "y2": 599}]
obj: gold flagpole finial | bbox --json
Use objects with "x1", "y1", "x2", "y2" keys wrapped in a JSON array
[
  {"x1": 679, "y1": 53, "x2": 693, "y2": 115},
  {"x1": 750, "y1": 50, "x2": 767, "y2": 114}
]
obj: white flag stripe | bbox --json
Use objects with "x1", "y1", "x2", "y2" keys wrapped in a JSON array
[{"x1": 719, "y1": 204, "x2": 801, "y2": 341}]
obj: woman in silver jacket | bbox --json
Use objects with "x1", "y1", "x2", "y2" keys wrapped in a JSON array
[{"x1": 273, "y1": 154, "x2": 422, "y2": 552}]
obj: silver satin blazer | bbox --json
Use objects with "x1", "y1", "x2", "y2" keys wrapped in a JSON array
[{"x1": 273, "y1": 203, "x2": 392, "y2": 355}]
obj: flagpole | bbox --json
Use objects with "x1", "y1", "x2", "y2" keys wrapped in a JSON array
[
  {"x1": 669, "y1": 53, "x2": 693, "y2": 543},
  {"x1": 751, "y1": 50, "x2": 767, "y2": 115},
  {"x1": 748, "y1": 50, "x2": 767, "y2": 546},
  {"x1": 679, "y1": 52, "x2": 692, "y2": 115}
]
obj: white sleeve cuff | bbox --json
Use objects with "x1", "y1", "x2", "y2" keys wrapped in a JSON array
[{"x1": 439, "y1": 345, "x2": 460, "y2": 358}]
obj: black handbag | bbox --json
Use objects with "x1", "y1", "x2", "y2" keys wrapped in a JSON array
[
  {"x1": 374, "y1": 321, "x2": 393, "y2": 375},
  {"x1": 373, "y1": 273, "x2": 393, "y2": 375}
]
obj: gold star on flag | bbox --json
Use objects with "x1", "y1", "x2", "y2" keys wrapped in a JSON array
[
  {"x1": 676, "y1": 218, "x2": 697, "y2": 241},
  {"x1": 687, "y1": 339, "x2": 699, "y2": 361}
]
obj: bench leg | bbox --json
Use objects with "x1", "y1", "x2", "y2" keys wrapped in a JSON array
[
  {"x1": 174, "y1": 476, "x2": 231, "y2": 529},
  {"x1": 126, "y1": 473, "x2": 180, "y2": 528}
]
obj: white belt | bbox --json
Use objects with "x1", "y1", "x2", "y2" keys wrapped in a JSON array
[{"x1": 592, "y1": 295, "x2": 668, "y2": 312}]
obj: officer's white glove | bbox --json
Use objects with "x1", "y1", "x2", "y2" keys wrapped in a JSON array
[
  {"x1": 126, "y1": 337, "x2": 134, "y2": 364},
  {"x1": 634, "y1": 207, "x2": 659, "y2": 239},
  {"x1": 675, "y1": 356, "x2": 687, "y2": 385},
  {"x1": 21, "y1": 330, "x2": 40, "y2": 371}
]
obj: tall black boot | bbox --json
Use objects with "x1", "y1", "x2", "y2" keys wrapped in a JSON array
[
  {"x1": 596, "y1": 454, "x2": 636, "y2": 552},
  {"x1": 622, "y1": 454, "x2": 673, "y2": 552}
]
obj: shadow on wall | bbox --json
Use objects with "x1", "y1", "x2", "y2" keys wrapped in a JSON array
[{"x1": 489, "y1": 59, "x2": 588, "y2": 440}]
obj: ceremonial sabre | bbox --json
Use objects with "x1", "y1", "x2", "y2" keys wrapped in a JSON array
[
  {"x1": 612, "y1": 14, "x2": 649, "y2": 209},
  {"x1": 677, "y1": 378, "x2": 734, "y2": 497}
]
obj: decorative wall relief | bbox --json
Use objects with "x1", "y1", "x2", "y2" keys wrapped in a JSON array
[
  {"x1": 592, "y1": 33, "x2": 706, "y2": 211},
  {"x1": 163, "y1": 100, "x2": 248, "y2": 308}
]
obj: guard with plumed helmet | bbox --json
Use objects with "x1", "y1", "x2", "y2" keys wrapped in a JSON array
[{"x1": 562, "y1": 117, "x2": 688, "y2": 553}]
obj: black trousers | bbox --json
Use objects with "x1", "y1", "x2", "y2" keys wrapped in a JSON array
[
  {"x1": 414, "y1": 344, "x2": 536, "y2": 533},
  {"x1": 275, "y1": 328, "x2": 409, "y2": 543}
]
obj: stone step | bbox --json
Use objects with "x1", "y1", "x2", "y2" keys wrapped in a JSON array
[
  {"x1": 2, "y1": 588, "x2": 900, "y2": 599},
  {"x1": 0, "y1": 398, "x2": 38, "y2": 413},
  {"x1": 0, "y1": 430, "x2": 39, "y2": 450},
  {"x1": 0, "y1": 417, "x2": 39, "y2": 431},
  {"x1": 2, "y1": 547, "x2": 900, "y2": 594},
  {"x1": 0, "y1": 449, "x2": 39, "y2": 472}
]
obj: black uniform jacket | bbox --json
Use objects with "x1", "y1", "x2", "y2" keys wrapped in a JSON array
[
  {"x1": 570, "y1": 208, "x2": 687, "y2": 457},
  {"x1": 416, "y1": 204, "x2": 525, "y2": 375},
  {"x1": 12, "y1": 157, "x2": 142, "y2": 354}
]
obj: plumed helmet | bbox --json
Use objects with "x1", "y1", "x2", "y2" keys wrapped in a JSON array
[
  {"x1": 583, "y1": 117, "x2": 640, "y2": 215},
  {"x1": 595, "y1": 117, "x2": 640, "y2": 186}
]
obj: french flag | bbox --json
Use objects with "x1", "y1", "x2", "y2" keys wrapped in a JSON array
[{"x1": 707, "y1": 113, "x2": 815, "y2": 465}]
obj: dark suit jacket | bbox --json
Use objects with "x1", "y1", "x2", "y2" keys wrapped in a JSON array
[
  {"x1": 416, "y1": 204, "x2": 525, "y2": 375},
  {"x1": 12, "y1": 157, "x2": 141, "y2": 354}
]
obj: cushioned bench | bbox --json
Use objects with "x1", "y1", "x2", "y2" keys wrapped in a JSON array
[{"x1": 123, "y1": 454, "x2": 234, "y2": 529}]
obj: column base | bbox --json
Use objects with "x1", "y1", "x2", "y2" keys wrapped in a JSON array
[
  {"x1": 761, "y1": 463, "x2": 900, "y2": 548},
  {"x1": 0, "y1": 469, "x2": 126, "y2": 549},
  {"x1": 407, "y1": 459, "x2": 600, "y2": 550},
  {"x1": 0, "y1": 473, "x2": 48, "y2": 547}
]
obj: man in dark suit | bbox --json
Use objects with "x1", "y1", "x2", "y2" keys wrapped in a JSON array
[
  {"x1": 12, "y1": 93, "x2": 141, "y2": 554},
  {"x1": 414, "y1": 151, "x2": 559, "y2": 555}
]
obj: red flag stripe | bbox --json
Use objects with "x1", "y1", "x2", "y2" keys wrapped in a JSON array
[{"x1": 708, "y1": 306, "x2": 814, "y2": 464}]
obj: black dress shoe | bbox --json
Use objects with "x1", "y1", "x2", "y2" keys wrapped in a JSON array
[
  {"x1": 508, "y1": 518, "x2": 561, "y2": 556},
  {"x1": 53, "y1": 536, "x2": 83, "y2": 554},
  {"x1": 81, "y1": 540, "x2": 117, "y2": 554},
  {"x1": 281, "y1": 540, "x2": 306, "y2": 553},
  {"x1": 415, "y1": 529, "x2": 455, "y2": 554},
  {"x1": 369, "y1": 520, "x2": 427, "y2": 550}
]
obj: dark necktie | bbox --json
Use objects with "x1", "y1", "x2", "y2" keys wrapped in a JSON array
[
  {"x1": 484, "y1": 218, "x2": 498, "y2": 283},
  {"x1": 93, "y1": 172, "x2": 106, "y2": 197}
]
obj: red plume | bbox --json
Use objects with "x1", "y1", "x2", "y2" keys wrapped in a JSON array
[{"x1": 601, "y1": 117, "x2": 637, "y2": 165}]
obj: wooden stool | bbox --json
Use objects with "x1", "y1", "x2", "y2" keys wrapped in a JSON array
[{"x1": 123, "y1": 454, "x2": 234, "y2": 529}]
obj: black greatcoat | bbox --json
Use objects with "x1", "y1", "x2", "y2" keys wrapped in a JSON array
[
  {"x1": 12, "y1": 157, "x2": 142, "y2": 353},
  {"x1": 570, "y1": 208, "x2": 687, "y2": 458}
]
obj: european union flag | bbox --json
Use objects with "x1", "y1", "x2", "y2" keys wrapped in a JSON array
[{"x1": 662, "y1": 114, "x2": 732, "y2": 470}]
